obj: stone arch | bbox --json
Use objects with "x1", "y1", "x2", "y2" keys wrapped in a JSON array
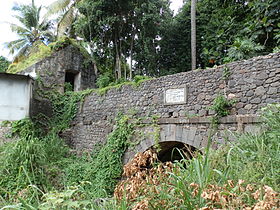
[{"x1": 123, "y1": 124, "x2": 205, "y2": 164}]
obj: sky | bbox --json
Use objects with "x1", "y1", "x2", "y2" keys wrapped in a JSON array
[{"x1": 0, "y1": 0, "x2": 183, "y2": 60}]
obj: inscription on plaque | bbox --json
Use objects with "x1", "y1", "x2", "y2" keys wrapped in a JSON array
[{"x1": 164, "y1": 86, "x2": 187, "y2": 104}]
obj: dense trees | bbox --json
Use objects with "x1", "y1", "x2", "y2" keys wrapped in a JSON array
[
  {"x1": 158, "y1": 0, "x2": 279, "y2": 73},
  {"x1": 74, "y1": 0, "x2": 172, "y2": 79},
  {"x1": 6, "y1": 0, "x2": 280, "y2": 80}
]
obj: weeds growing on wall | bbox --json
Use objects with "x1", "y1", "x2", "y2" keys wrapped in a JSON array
[{"x1": 210, "y1": 95, "x2": 236, "y2": 129}]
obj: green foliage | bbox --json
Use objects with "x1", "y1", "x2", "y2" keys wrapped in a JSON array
[
  {"x1": 159, "y1": 0, "x2": 280, "y2": 72},
  {"x1": 133, "y1": 75, "x2": 151, "y2": 83},
  {"x1": 75, "y1": 0, "x2": 172, "y2": 78},
  {"x1": 211, "y1": 104, "x2": 280, "y2": 190},
  {"x1": 0, "y1": 87, "x2": 91, "y2": 206},
  {"x1": 60, "y1": 115, "x2": 135, "y2": 200},
  {"x1": 0, "y1": 56, "x2": 10, "y2": 72},
  {"x1": 96, "y1": 76, "x2": 153, "y2": 96},
  {"x1": 7, "y1": 44, "x2": 53, "y2": 74},
  {"x1": 49, "y1": 36, "x2": 72, "y2": 51},
  {"x1": 210, "y1": 95, "x2": 235, "y2": 117},
  {"x1": 96, "y1": 72, "x2": 114, "y2": 88},
  {"x1": 7, "y1": 37, "x2": 90, "y2": 74},
  {"x1": 115, "y1": 104, "x2": 280, "y2": 209},
  {"x1": 222, "y1": 66, "x2": 231, "y2": 80},
  {"x1": 38, "y1": 183, "x2": 94, "y2": 209},
  {"x1": 0, "y1": 80, "x2": 137, "y2": 208},
  {"x1": 224, "y1": 37, "x2": 264, "y2": 62}
]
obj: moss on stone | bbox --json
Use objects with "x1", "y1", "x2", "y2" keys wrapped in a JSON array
[
  {"x1": 96, "y1": 77, "x2": 154, "y2": 96},
  {"x1": 7, "y1": 37, "x2": 91, "y2": 74}
]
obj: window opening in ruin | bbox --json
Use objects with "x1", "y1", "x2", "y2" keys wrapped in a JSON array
[
  {"x1": 65, "y1": 71, "x2": 80, "y2": 91},
  {"x1": 155, "y1": 141, "x2": 197, "y2": 162}
]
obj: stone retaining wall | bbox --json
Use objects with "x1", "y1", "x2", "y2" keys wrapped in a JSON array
[{"x1": 66, "y1": 52, "x2": 280, "y2": 156}]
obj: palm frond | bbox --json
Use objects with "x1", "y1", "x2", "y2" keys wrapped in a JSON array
[
  {"x1": 9, "y1": 23, "x2": 30, "y2": 35},
  {"x1": 45, "y1": 0, "x2": 71, "y2": 17},
  {"x1": 5, "y1": 39, "x2": 28, "y2": 55},
  {"x1": 57, "y1": 5, "x2": 76, "y2": 37},
  {"x1": 7, "y1": 2, "x2": 55, "y2": 61},
  {"x1": 12, "y1": 44, "x2": 30, "y2": 63}
]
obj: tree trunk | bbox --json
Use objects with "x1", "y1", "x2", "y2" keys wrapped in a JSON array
[
  {"x1": 114, "y1": 35, "x2": 121, "y2": 79},
  {"x1": 191, "y1": 0, "x2": 196, "y2": 70},
  {"x1": 129, "y1": 31, "x2": 135, "y2": 80}
]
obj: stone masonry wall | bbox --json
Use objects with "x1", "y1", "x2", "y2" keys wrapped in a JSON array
[
  {"x1": 22, "y1": 45, "x2": 96, "y2": 117},
  {"x1": 22, "y1": 45, "x2": 96, "y2": 92},
  {"x1": 67, "y1": 53, "x2": 280, "y2": 154}
]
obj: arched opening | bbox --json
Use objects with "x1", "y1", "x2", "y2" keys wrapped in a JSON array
[{"x1": 153, "y1": 141, "x2": 197, "y2": 162}]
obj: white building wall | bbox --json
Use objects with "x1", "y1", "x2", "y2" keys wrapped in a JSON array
[{"x1": 0, "y1": 74, "x2": 32, "y2": 121}]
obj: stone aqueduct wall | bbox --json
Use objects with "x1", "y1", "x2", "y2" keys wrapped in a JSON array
[{"x1": 65, "y1": 53, "x2": 280, "y2": 162}]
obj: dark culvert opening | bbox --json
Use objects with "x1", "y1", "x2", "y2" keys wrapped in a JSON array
[{"x1": 156, "y1": 141, "x2": 197, "y2": 162}]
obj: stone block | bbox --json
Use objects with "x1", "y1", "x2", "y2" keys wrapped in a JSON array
[
  {"x1": 182, "y1": 127, "x2": 197, "y2": 146},
  {"x1": 246, "y1": 90, "x2": 254, "y2": 97},
  {"x1": 175, "y1": 126, "x2": 183, "y2": 141},
  {"x1": 251, "y1": 98, "x2": 261, "y2": 104},
  {"x1": 193, "y1": 134, "x2": 202, "y2": 148},
  {"x1": 255, "y1": 86, "x2": 266, "y2": 96}
]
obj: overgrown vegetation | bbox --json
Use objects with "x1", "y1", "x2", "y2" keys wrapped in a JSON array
[
  {"x1": 114, "y1": 104, "x2": 280, "y2": 209},
  {"x1": 5, "y1": 0, "x2": 280, "y2": 82},
  {"x1": 209, "y1": 95, "x2": 236, "y2": 128},
  {"x1": 96, "y1": 75, "x2": 153, "y2": 96},
  {"x1": 7, "y1": 37, "x2": 90, "y2": 74},
  {"x1": 1, "y1": 94, "x2": 279, "y2": 209},
  {"x1": 0, "y1": 85, "x2": 135, "y2": 208}
]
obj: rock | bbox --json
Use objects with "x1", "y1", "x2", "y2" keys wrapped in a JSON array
[
  {"x1": 255, "y1": 86, "x2": 266, "y2": 96},
  {"x1": 251, "y1": 98, "x2": 261, "y2": 104},
  {"x1": 258, "y1": 72, "x2": 268, "y2": 80},
  {"x1": 246, "y1": 90, "x2": 254, "y2": 97},
  {"x1": 227, "y1": 93, "x2": 236, "y2": 100},
  {"x1": 244, "y1": 104, "x2": 252, "y2": 110},
  {"x1": 267, "y1": 87, "x2": 277, "y2": 95}
]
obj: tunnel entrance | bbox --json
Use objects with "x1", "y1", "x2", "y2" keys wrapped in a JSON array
[{"x1": 154, "y1": 141, "x2": 197, "y2": 162}]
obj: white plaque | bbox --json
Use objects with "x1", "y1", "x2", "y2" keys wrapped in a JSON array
[{"x1": 164, "y1": 86, "x2": 187, "y2": 104}]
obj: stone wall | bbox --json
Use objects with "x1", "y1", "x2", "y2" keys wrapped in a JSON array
[
  {"x1": 22, "y1": 45, "x2": 96, "y2": 92},
  {"x1": 66, "y1": 52, "x2": 280, "y2": 160},
  {"x1": 21, "y1": 45, "x2": 96, "y2": 117}
]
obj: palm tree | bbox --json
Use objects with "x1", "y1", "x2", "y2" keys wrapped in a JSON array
[
  {"x1": 45, "y1": 0, "x2": 82, "y2": 38},
  {"x1": 6, "y1": 1, "x2": 54, "y2": 62}
]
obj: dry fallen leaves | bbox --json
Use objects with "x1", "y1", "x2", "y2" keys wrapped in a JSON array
[{"x1": 114, "y1": 151, "x2": 279, "y2": 210}]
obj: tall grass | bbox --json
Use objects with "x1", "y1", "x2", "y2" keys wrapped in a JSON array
[
  {"x1": 116, "y1": 104, "x2": 280, "y2": 209},
  {"x1": 0, "y1": 103, "x2": 279, "y2": 209}
]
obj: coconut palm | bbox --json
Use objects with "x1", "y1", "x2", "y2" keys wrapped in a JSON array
[
  {"x1": 6, "y1": 1, "x2": 54, "y2": 62},
  {"x1": 45, "y1": 0, "x2": 82, "y2": 38}
]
